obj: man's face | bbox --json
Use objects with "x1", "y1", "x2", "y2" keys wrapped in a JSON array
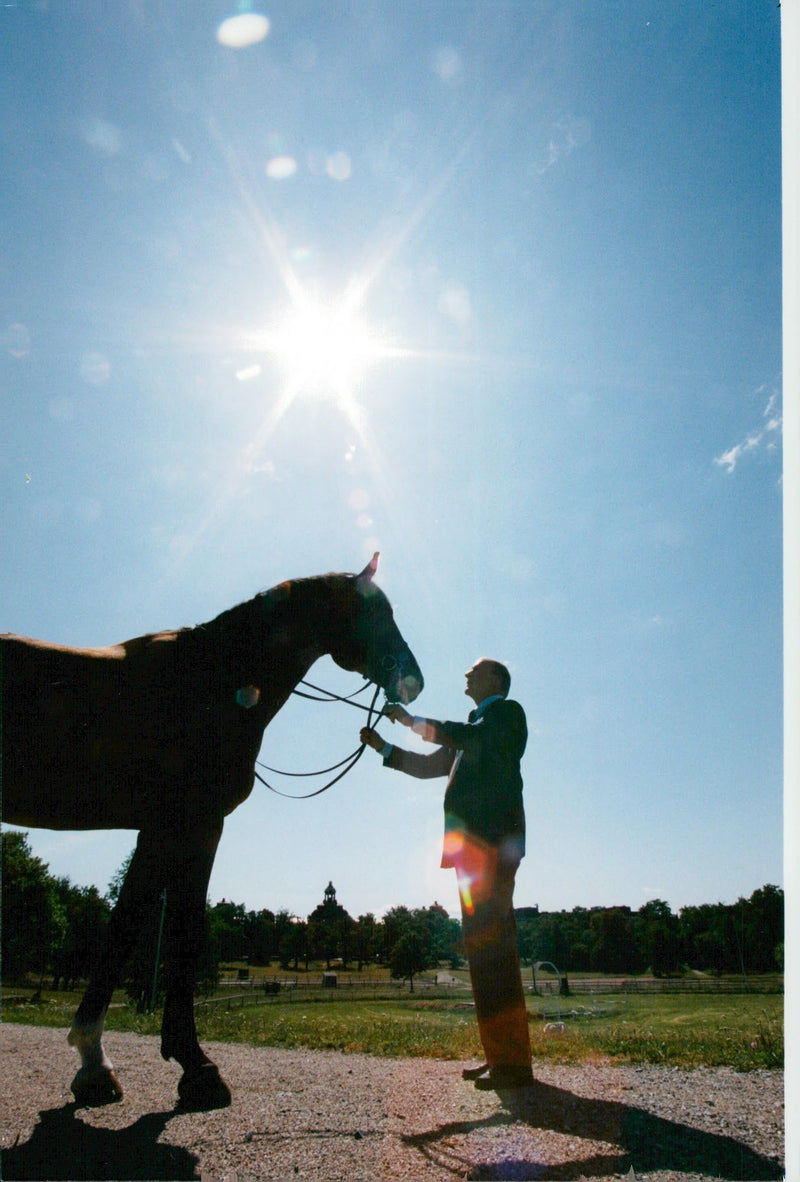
[{"x1": 464, "y1": 659, "x2": 501, "y2": 704}]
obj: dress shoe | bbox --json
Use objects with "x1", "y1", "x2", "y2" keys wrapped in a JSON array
[
  {"x1": 473, "y1": 1065, "x2": 535, "y2": 1090},
  {"x1": 461, "y1": 1063, "x2": 490, "y2": 1080}
]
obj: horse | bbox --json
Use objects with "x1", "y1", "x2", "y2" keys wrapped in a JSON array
[{"x1": 1, "y1": 555, "x2": 423, "y2": 1110}]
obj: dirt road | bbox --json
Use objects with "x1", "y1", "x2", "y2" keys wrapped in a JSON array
[{"x1": 0, "y1": 1024, "x2": 784, "y2": 1181}]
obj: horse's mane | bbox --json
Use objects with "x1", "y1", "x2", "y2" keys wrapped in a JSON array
[
  {"x1": 192, "y1": 572, "x2": 357, "y2": 663},
  {"x1": 243, "y1": 570, "x2": 356, "y2": 617}
]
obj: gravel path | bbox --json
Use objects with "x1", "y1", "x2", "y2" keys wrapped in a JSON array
[{"x1": 0, "y1": 1024, "x2": 784, "y2": 1181}]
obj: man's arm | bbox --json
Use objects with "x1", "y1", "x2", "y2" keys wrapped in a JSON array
[
  {"x1": 384, "y1": 701, "x2": 527, "y2": 761},
  {"x1": 383, "y1": 704, "x2": 464, "y2": 747},
  {"x1": 360, "y1": 725, "x2": 454, "y2": 779}
]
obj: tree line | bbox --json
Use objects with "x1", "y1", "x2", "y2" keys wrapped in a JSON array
[
  {"x1": 515, "y1": 887, "x2": 783, "y2": 977},
  {"x1": 2, "y1": 832, "x2": 783, "y2": 997}
]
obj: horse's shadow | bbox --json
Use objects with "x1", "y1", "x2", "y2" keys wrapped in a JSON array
[
  {"x1": 1, "y1": 1103, "x2": 199, "y2": 1181},
  {"x1": 403, "y1": 1079, "x2": 784, "y2": 1181}
]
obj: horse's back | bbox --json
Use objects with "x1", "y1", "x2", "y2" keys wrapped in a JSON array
[
  {"x1": 2, "y1": 632, "x2": 126, "y2": 679},
  {"x1": 1, "y1": 631, "x2": 185, "y2": 831}
]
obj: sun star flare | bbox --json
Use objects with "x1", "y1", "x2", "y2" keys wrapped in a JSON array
[{"x1": 254, "y1": 296, "x2": 397, "y2": 406}]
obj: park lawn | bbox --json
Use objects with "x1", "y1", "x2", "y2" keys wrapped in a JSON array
[
  {"x1": 540, "y1": 993, "x2": 784, "y2": 1070},
  {"x1": 3, "y1": 989, "x2": 783, "y2": 1071},
  {"x1": 199, "y1": 999, "x2": 483, "y2": 1060}
]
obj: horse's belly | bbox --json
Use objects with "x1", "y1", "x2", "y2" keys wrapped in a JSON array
[
  {"x1": 2, "y1": 758, "x2": 143, "y2": 831},
  {"x1": 3, "y1": 727, "x2": 234, "y2": 831},
  {"x1": 1, "y1": 643, "x2": 255, "y2": 831},
  {"x1": 3, "y1": 798, "x2": 139, "y2": 832},
  {"x1": 1, "y1": 722, "x2": 177, "y2": 831}
]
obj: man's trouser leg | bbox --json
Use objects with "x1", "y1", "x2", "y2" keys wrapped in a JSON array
[{"x1": 458, "y1": 859, "x2": 531, "y2": 1068}]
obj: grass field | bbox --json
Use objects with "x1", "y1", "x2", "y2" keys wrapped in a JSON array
[{"x1": 3, "y1": 982, "x2": 783, "y2": 1071}]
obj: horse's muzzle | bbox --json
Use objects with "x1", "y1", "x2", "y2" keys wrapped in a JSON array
[
  {"x1": 385, "y1": 655, "x2": 423, "y2": 705},
  {"x1": 394, "y1": 672, "x2": 423, "y2": 704}
]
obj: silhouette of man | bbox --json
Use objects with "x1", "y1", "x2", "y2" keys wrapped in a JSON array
[{"x1": 361, "y1": 657, "x2": 533, "y2": 1089}]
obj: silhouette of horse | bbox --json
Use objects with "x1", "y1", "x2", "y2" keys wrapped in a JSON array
[{"x1": 1, "y1": 555, "x2": 423, "y2": 1110}]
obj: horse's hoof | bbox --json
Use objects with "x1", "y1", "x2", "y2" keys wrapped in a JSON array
[
  {"x1": 177, "y1": 1064, "x2": 231, "y2": 1111},
  {"x1": 70, "y1": 1066, "x2": 123, "y2": 1106}
]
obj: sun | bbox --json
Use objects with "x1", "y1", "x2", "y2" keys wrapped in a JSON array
[{"x1": 254, "y1": 294, "x2": 396, "y2": 405}]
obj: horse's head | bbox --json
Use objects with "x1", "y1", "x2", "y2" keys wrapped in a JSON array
[{"x1": 327, "y1": 554, "x2": 423, "y2": 705}]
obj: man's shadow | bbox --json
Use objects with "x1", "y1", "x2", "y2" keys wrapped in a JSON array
[
  {"x1": 1, "y1": 1102, "x2": 199, "y2": 1181},
  {"x1": 403, "y1": 1079, "x2": 783, "y2": 1181}
]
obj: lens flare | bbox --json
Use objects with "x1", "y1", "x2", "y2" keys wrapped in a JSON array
[
  {"x1": 444, "y1": 831, "x2": 499, "y2": 916},
  {"x1": 252, "y1": 296, "x2": 393, "y2": 403},
  {"x1": 216, "y1": 12, "x2": 270, "y2": 49}
]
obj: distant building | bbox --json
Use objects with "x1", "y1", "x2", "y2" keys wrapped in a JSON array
[{"x1": 306, "y1": 882, "x2": 355, "y2": 968}]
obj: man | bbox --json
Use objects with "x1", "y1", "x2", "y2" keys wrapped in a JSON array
[{"x1": 360, "y1": 657, "x2": 533, "y2": 1090}]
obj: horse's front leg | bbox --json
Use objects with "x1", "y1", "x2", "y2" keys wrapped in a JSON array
[
  {"x1": 68, "y1": 831, "x2": 163, "y2": 1105},
  {"x1": 68, "y1": 1013, "x2": 123, "y2": 1106},
  {"x1": 159, "y1": 822, "x2": 231, "y2": 1111}
]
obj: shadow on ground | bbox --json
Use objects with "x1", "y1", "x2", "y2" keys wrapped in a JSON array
[
  {"x1": 1, "y1": 1103, "x2": 198, "y2": 1181},
  {"x1": 403, "y1": 1079, "x2": 784, "y2": 1181}
]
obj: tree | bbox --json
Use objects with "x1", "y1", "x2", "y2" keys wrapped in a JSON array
[
  {"x1": 740, "y1": 885, "x2": 783, "y2": 973},
  {"x1": 589, "y1": 907, "x2": 639, "y2": 974},
  {"x1": 417, "y1": 902, "x2": 462, "y2": 968},
  {"x1": 353, "y1": 913, "x2": 379, "y2": 970},
  {"x1": 564, "y1": 908, "x2": 594, "y2": 970},
  {"x1": 679, "y1": 903, "x2": 739, "y2": 974},
  {"x1": 51, "y1": 881, "x2": 111, "y2": 990},
  {"x1": 516, "y1": 917, "x2": 537, "y2": 971},
  {"x1": 381, "y1": 905, "x2": 413, "y2": 961},
  {"x1": 208, "y1": 900, "x2": 247, "y2": 963},
  {"x1": 636, "y1": 899, "x2": 680, "y2": 977},
  {"x1": 106, "y1": 848, "x2": 135, "y2": 905},
  {"x1": 243, "y1": 908, "x2": 276, "y2": 965},
  {"x1": 278, "y1": 917, "x2": 307, "y2": 971},
  {"x1": 531, "y1": 912, "x2": 571, "y2": 971},
  {"x1": 389, "y1": 929, "x2": 430, "y2": 991},
  {"x1": 382, "y1": 905, "x2": 438, "y2": 988},
  {"x1": 1, "y1": 832, "x2": 66, "y2": 983}
]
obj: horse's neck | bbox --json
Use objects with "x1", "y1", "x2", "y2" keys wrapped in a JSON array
[{"x1": 201, "y1": 578, "x2": 332, "y2": 695}]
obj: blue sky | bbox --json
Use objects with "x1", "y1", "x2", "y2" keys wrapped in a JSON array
[{"x1": 2, "y1": 1, "x2": 783, "y2": 925}]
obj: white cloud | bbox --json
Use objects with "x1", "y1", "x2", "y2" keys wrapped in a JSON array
[{"x1": 714, "y1": 391, "x2": 782, "y2": 474}]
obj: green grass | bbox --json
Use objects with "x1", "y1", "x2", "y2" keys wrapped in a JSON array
[
  {"x1": 3, "y1": 987, "x2": 783, "y2": 1070},
  {"x1": 528, "y1": 994, "x2": 784, "y2": 1070},
  {"x1": 198, "y1": 999, "x2": 483, "y2": 1059}
]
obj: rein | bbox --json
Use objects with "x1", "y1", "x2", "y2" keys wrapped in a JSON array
[{"x1": 254, "y1": 680, "x2": 386, "y2": 799}]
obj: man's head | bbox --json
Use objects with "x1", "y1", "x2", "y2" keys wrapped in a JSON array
[{"x1": 464, "y1": 658, "x2": 511, "y2": 705}]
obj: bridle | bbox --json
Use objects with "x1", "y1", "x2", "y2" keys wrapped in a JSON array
[{"x1": 254, "y1": 678, "x2": 389, "y2": 799}]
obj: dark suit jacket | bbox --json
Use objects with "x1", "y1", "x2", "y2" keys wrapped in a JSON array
[{"x1": 384, "y1": 698, "x2": 527, "y2": 866}]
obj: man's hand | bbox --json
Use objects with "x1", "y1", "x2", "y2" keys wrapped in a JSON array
[
  {"x1": 360, "y1": 726, "x2": 385, "y2": 751},
  {"x1": 384, "y1": 704, "x2": 413, "y2": 726}
]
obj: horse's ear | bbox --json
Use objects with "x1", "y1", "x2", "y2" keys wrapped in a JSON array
[{"x1": 357, "y1": 552, "x2": 379, "y2": 582}]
